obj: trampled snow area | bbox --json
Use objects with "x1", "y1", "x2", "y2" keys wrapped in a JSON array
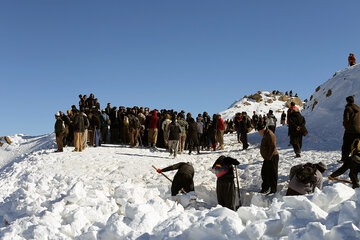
[
  {"x1": 0, "y1": 132, "x2": 359, "y2": 240},
  {"x1": 1, "y1": 65, "x2": 360, "y2": 239}
]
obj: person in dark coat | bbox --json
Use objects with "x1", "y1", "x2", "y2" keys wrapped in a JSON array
[
  {"x1": 167, "y1": 117, "x2": 182, "y2": 158},
  {"x1": 72, "y1": 109, "x2": 85, "y2": 152},
  {"x1": 240, "y1": 112, "x2": 250, "y2": 150},
  {"x1": 280, "y1": 111, "x2": 286, "y2": 125},
  {"x1": 92, "y1": 111, "x2": 102, "y2": 147},
  {"x1": 329, "y1": 96, "x2": 360, "y2": 182},
  {"x1": 341, "y1": 96, "x2": 360, "y2": 161},
  {"x1": 54, "y1": 112, "x2": 65, "y2": 152},
  {"x1": 234, "y1": 113, "x2": 242, "y2": 143},
  {"x1": 258, "y1": 123, "x2": 279, "y2": 194},
  {"x1": 212, "y1": 156, "x2": 240, "y2": 210},
  {"x1": 348, "y1": 53, "x2": 356, "y2": 66},
  {"x1": 157, "y1": 162, "x2": 195, "y2": 196},
  {"x1": 288, "y1": 110, "x2": 306, "y2": 158},
  {"x1": 187, "y1": 118, "x2": 200, "y2": 154}
]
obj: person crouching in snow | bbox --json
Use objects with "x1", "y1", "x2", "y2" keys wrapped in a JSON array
[
  {"x1": 157, "y1": 162, "x2": 194, "y2": 196},
  {"x1": 258, "y1": 122, "x2": 279, "y2": 194},
  {"x1": 212, "y1": 156, "x2": 240, "y2": 210},
  {"x1": 286, "y1": 162, "x2": 327, "y2": 196}
]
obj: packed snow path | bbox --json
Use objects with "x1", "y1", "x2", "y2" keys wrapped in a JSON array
[{"x1": 0, "y1": 132, "x2": 359, "y2": 239}]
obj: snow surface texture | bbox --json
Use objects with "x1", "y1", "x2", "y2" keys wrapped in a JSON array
[
  {"x1": 1, "y1": 65, "x2": 360, "y2": 239},
  {"x1": 0, "y1": 134, "x2": 359, "y2": 240}
]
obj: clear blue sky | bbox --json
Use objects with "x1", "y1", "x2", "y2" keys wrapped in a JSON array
[{"x1": 1, "y1": 0, "x2": 359, "y2": 136}]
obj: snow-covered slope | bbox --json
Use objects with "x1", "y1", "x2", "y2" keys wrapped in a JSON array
[
  {"x1": 219, "y1": 91, "x2": 303, "y2": 122},
  {"x1": 1, "y1": 65, "x2": 360, "y2": 239},
  {"x1": 0, "y1": 133, "x2": 359, "y2": 239},
  {"x1": 302, "y1": 64, "x2": 360, "y2": 150}
]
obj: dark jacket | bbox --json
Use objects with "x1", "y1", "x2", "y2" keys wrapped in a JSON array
[
  {"x1": 288, "y1": 112, "x2": 306, "y2": 136},
  {"x1": 162, "y1": 162, "x2": 195, "y2": 196},
  {"x1": 167, "y1": 122, "x2": 182, "y2": 141},
  {"x1": 187, "y1": 119, "x2": 199, "y2": 146},
  {"x1": 260, "y1": 128, "x2": 278, "y2": 160},
  {"x1": 343, "y1": 103, "x2": 360, "y2": 134},
  {"x1": 92, "y1": 114, "x2": 101, "y2": 129},
  {"x1": 55, "y1": 118, "x2": 65, "y2": 134},
  {"x1": 73, "y1": 114, "x2": 85, "y2": 132}
]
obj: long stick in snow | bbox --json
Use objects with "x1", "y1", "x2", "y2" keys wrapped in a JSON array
[
  {"x1": 152, "y1": 165, "x2": 173, "y2": 182},
  {"x1": 328, "y1": 176, "x2": 352, "y2": 184},
  {"x1": 234, "y1": 165, "x2": 242, "y2": 208}
]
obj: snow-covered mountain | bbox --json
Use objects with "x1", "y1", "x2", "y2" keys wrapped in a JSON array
[
  {"x1": 302, "y1": 64, "x2": 360, "y2": 149},
  {"x1": 219, "y1": 91, "x2": 303, "y2": 122},
  {"x1": 1, "y1": 65, "x2": 360, "y2": 239}
]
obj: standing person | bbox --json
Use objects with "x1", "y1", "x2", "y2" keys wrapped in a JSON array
[
  {"x1": 109, "y1": 107, "x2": 119, "y2": 144},
  {"x1": 212, "y1": 156, "x2": 240, "y2": 210},
  {"x1": 54, "y1": 112, "x2": 65, "y2": 152},
  {"x1": 239, "y1": 112, "x2": 250, "y2": 150},
  {"x1": 234, "y1": 113, "x2": 242, "y2": 143},
  {"x1": 196, "y1": 115, "x2": 204, "y2": 148},
  {"x1": 148, "y1": 109, "x2": 159, "y2": 148},
  {"x1": 60, "y1": 111, "x2": 71, "y2": 147},
  {"x1": 93, "y1": 110, "x2": 102, "y2": 147},
  {"x1": 340, "y1": 96, "x2": 360, "y2": 162},
  {"x1": 128, "y1": 108, "x2": 141, "y2": 147},
  {"x1": 216, "y1": 114, "x2": 225, "y2": 150},
  {"x1": 161, "y1": 114, "x2": 172, "y2": 148},
  {"x1": 72, "y1": 109, "x2": 85, "y2": 152},
  {"x1": 78, "y1": 94, "x2": 85, "y2": 111},
  {"x1": 266, "y1": 110, "x2": 277, "y2": 133},
  {"x1": 66, "y1": 110, "x2": 74, "y2": 146},
  {"x1": 348, "y1": 53, "x2": 356, "y2": 66},
  {"x1": 280, "y1": 111, "x2": 286, "y2": 125},
  {"x1": 177, "y1": 112, "x2": 188, "y2": 153},
  {"x1": 187, "y1": 118, "x2": 200, "y2": 154},
  {"x1": 258, "y1": 123, "x2": 279, "y2": 194},
  {"x1": 81, "y1": 111, "x2": 90, "y2": 150},
  {"x1": 286, "y1": 162, "x2": 327, "y2": 196},
  {"x1": 252, "y1": 111, "x2": 258, "y2": 131},
  {"x1": 87, "y1": 112, "x2": 95, "y2": 147},
  {"x1": 157, "y1": 162, "x2": 195, "y2": 196},
  {"x1": 100, "y1": 109, "x2": 110, "y2": 144},
  {"x1": 287, "y1": 103, "x2": 306, "y2": 158},
  {"x1": 202, "y1": 112, "x2": 211, "y2": 150},
  {"x1": 166, "y1": 116, "x2": 182, "y2": 158}
]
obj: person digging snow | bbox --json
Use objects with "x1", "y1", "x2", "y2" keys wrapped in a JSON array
[{"x1": 157, "y1": 162, "x2": 194, "y2": 196}]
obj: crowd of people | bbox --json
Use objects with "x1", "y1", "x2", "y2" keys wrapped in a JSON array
[
  {"x1": 54, "y1": 93, "x2": 232, "y2": 154},
  {"x1": 54, "y1": 92, "x2": 360, "y2": 210}
]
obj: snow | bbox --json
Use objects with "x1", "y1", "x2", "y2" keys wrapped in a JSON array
[{"x1": 1, "y1": 65, "x2": 360, "y2": 239}]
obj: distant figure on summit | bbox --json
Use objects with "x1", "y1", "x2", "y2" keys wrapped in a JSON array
[{"x1": 348, "y1": 53, "x2": 356, "y2": 66}]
